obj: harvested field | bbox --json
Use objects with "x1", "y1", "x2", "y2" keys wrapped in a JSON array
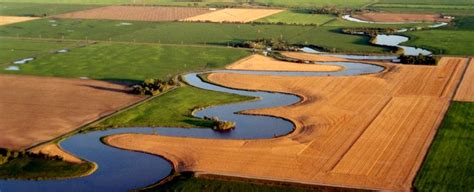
[
  {"x1": 352, "y1": 12, "x2": 451, "y2": 23},
  {"x1": 0, "y1": 75, "x2": 143, "y2": 150},
  {"x1": 226, "y1": 54, "x2": 343, "y2": 72},
  {"x1": 454, "y1": 58, "x2": 474, "y2": 102},
  {"x1": 55, "y1": 6, "x2": 213, "y2": 22},
  {"x1": 30, "y1": 143, "x2": 82, "y2": 163},
  {"x1": 106, "y1": 55, "x2": 469, "y2": 191},
  {"x1": 0, "y1": 16, "x2": 37, "y2": 26},
  {"x1": 182, "y1": 8, "x2": 284, "y2": 23}
]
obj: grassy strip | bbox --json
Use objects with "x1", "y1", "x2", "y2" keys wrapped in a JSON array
[
  {"x1": 93, "y1": 85, "x2": 253, "y2": 129},
  {"x1": 0, "y1": 156, "x2": 94, "y2": 180},
  {"x1": 151, "y1": 172, "x2": 311, "y2": 192},
  {"x1": 0, "y1": 19, "x2": 395, "y2": 53},
  {"x1": 414, "y1": 102, "x2": 474, "y2": 191},
  {"x1": 402, "y1": 29, "x2": 474, "y2": 55},
  {"x1": 0, "y1": 41, "x2": 250, "y2": 81},
  {"x1": 256, "y1": 11, "x2": 336, "y2": 26},
  {"x1": 0, "y1": 2, "x2": 100, "y2": 16}
]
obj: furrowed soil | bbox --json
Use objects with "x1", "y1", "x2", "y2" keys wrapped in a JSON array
[
  {"x1": 0, "y1": 75, "x2": 143, "y2": 150},
  {"x1": 0, "y1": 16, "x2": 37, "y2": 26},
  {"x1": 454, "y1": 58, "x2": 474, "y2": 102},
  {"x1": 55, "y1": 6, "x2": 213, "y2": 21},
  {"x1": 352, "y1": 12, "x2": 451, "y2": 23},
  {"x1": 226, "y1": 54, "x2": 343, "y2": 72},
  {"x1": 105, "y1": 55, "x2": 469, "y2": 190},
  {"x1": 182, "y1": 8, "x2": 284, "y2": 23}
]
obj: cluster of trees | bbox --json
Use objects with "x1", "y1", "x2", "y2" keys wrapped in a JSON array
[
  {"x1": 131, "y1": 77, "x2": 179, "y2": 96},
  {"x1": 203, "y1": 116, "x2": 236, "y2": 131},
  {"x1": 399, "y1": 54, "x2": 438, "y2": 65},
  {"x1": 342, "y1": 27, "x2": 398, "y2": 36},
  {"x1": 236, "y1": 38, "x2": 299, "y2": 51},
  {"x1": 0, "y1": 148, "x2": 63, "y2": 165},
  {"x1": 304, "y1": 7, "x2": 363, "y2": 16}
]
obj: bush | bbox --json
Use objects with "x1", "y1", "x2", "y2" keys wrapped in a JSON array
[
  {"x1": 131, "y1": 77, "x2": 178, "y2": 96},
  {"x1": 203, "y1": 116, "x2": 236, "y2": 131},
  {"x1": 234, "y1": 38, "x2": 299, "y2": 51},
  {"x1": 399, "y1": 54, "x2": 438, "y2": 65}
]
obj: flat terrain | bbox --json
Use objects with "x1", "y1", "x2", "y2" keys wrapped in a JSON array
[
  {"x1": 0, "y1": 74, "x2": 143, "y2": 150},
  {"x1": 256, "y1": 11, "x2": 335, "y2": 25},
  {"x1": 0, "y1": 2, "x2": 99, "y2": 16},
  {"x1": 414, "y1": 102, "x2": 473, "y2": 191},
  {"x1": 454, "y1": 58, "x2": 474, "y2": 101},
  {"x1": 182, "y1": 8, "x2": 284, "y2": 23},
  {"x1": 0, "y1": 16, "x2": 37, "y2": 26},
  {"x1": 0, "y1": 20, "x2": 389, "y2": 53},
  {"x1": 226, "y1": 54, "x2": 343, "y2": 72},
  {"x1": 106, "y1": 55, "x2": 469, "y2": 190},
  {"x1": 93, "y1": 86, "x2": 253, "y2": 129},
  {"x1": 55, "y1": 6, "x2": 213, "y2": 22},
  {"x1": 403, "y1": 29, "x2": 474, "y2": 55},
  {"x1": 1, "y1": 42, "x2": 250, "y2": 81},
  {"x1": 0, "y1": 38, "x2": 76, "y2": 64},
  {"x1": 352, "y1": 12, "x2": 451, "y2": 23}
]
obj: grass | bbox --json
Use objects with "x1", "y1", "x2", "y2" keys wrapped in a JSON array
[
  {"x1": 377, "y1": 0, "x2": 474, "y2": 5},
  {"x1": 0, "y1": 156, "x2": 94, "y2": 179},
  {"x1": 414, "y1": 102, "x2": 474, "y2": 191},
  {"x1": 256, "y1": 11, "x2": 336, "y2": 26},
  {"x1": 152, "y1": 172, "x2": 312, "y2": 192},
  {"x1": 0, "y1": 0, "x2": 373, "y2": 8},
  {"x1": 0, "y1": 2, "x2": 99, "y2": 16},
  {"x1": 0, "y1": 19, "x2": 393, "y2": 53},
  {"x1": 0, "y1": 42, "x2": 251, "y2": 81},
  {"x1": 403, "y1": 29, "x2": 474, "y2": 55},
  {"x1": 94, "y1": 86, "x2": 253, "y2": 129},
  {"x1": 0, "y1": 37, "x2": 76, "y2": 64}
]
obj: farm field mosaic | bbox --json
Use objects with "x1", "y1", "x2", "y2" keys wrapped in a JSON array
[{"x1": 0, "y1": 1, "x2": 472, "y2": 191}]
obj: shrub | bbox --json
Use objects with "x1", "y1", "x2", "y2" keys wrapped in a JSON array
[
  {"x1": 399, "y1": 54, "x2": 438, "y2": 65},
  {"x1": 131, "y1": 77, "x2": 178, "y2": 96},
  {"x1": 203, "y1": 116, "x2": 236, "y2": 131}
]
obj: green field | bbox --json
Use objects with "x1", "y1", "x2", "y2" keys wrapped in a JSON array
[
  {"x1": 256, "y1": 11, "x2": 335, "y2": 26},
  {"x1": 0, "y1": 38, "x2": 77, "y2": 64},
  {"x1": 153, "y1": 173, "x2": 312, "y2": 192},
  {"x1": 414, "y1": 102, "x2": 474, "y2": 191},
  {"x1": 0, "y1": 0, "x2": 373, "y2": 8},
  {"x1": 1, "y1": 41, "x2": 250, "y2": 81},
  {"x1": 0, "y1": 2, "x2": 99, "y2": 16},
  {"x1": 0, "y1": 156, "x2": 93, "y2": 180},
  {"x1": 0, "y1": 19, "x2": 392, "y2": 53},
  {"x1": 403, "y1": 29, "x2": 474, "y2": 55},
  {"x1": 377, "y1": 0, "x2": 474, "y2": 5},
  {"x1": 94, "y1": 86, "x2": 253, "y2": 129}
]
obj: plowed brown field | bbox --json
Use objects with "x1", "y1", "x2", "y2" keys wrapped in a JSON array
[
  {"x1": 0, "y1": 16, "x2": 38, "y2": 26},
  {"x1": 454, "y1": 58, "x2": 474, "y2": 102},
  {"x1": 0, "y1": 75, "x2": 143, "y2": 150},
  {"x1": 226, "y1": 54, "x2": 343, "y2": 72},
  {"x1": 105, "y1": 55, "x2": 469, "y2": 190},
  {"x1": 55, "y1": 6, "x2": 213, "y2": 21},
  {"x1": 182, "y1": 8, "x2": 284, "y2": 23},
  {"x1": 352, "y1": 12, "x2": 451, "y2": 23}
]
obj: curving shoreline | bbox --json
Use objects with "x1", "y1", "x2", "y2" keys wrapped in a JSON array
[{"x1": 0, "y1": 55, "x2": 385, "y2": 191}]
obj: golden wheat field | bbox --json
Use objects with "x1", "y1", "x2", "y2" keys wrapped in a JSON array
[
  {"x1": 105, "y1": 55, "x2": 469, "y2": 190},
  {"x1": 0, "y1": 16, "x2": 38, "y2": 26},
  {"x1": 181, "y1": 8, "x2": 284, "y2": 23},
  {"x1": 226, "y1": 54, "x2": 343, "y2": 72},
  {"x1": 454, "y1": 58, "x2": 474, "y2": 102}
]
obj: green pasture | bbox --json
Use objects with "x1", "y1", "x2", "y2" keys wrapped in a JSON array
[
  {"x1": 0, "y1": 2, "x2": 98, "y2": 16},
  {"x1": 256, "y1": 11, "x2": 336, "y2": 26},
  {"x1": 0, "y1": 37, "x2": 76, "y2": 64},
  {"x1": 414, "y1": 102, "x2": 474, "y2": 191},
  {"x1": 0, "y1": 41, "x2": 250, "y2": 81},
  {"x1": 403, "y1": 29, "x2": 474, "y2": 55},
  {"x1": 0, "y1": 19, "x2": 392, "y2": 53},
  {"x1": 94, "y1": 86, "x2": 253, "y2": 129}
]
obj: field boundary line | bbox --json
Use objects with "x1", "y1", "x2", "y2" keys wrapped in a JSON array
[{"x1": 452, "y1": 57, "x2": 472, "y2": 101}]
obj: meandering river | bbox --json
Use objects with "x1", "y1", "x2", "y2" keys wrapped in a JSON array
[{"x1": 0, "y1": 61, "x2": 384, "y2": 192}]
